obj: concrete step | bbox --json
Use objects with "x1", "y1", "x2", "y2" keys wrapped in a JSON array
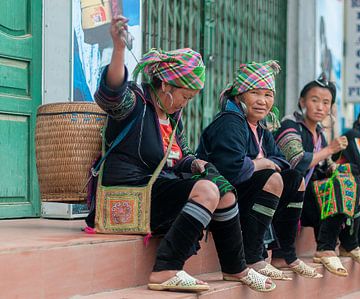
[
  {"x1": 72, "y1": 258, "x2": 360, "y2": 299},
  {"x1": 1, "y1": 219, "x2": 359, "y2": 299},
  {"x1": 0, "y1": 218, "x2": 219, "y2": 299},
  {"x1": 339, "y1": 291, "x2": 360, "y2": 299}
]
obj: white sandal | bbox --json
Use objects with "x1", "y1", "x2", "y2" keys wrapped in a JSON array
[
  {"x1": 223, "y1": 268, "x2": 276, "y2": 292},
  {"x1": 257, "y1": 263, "x2": 292, "y2": 280},
  {"x1": 313, "y1": 256, "x2": 348, "y2": 277},
  {"x1": 147, "y1": 270, "x2": 210, "y2": 292},
  {"x1": 288, "y1": 260, "x2": 323, "y2": 278}
]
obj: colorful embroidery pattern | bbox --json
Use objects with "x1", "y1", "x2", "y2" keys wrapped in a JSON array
[
  {"x1": 95, "y1": 185, "x2": 152, "y2": 234},
  {"x1": 110, "y1": 199, "x2": 134, "y2": 225},
  {"x1": 313, "y1": 164, "x2": 357, "y2": 220}
]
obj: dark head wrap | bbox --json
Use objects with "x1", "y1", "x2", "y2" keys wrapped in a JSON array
[{"x1": 300, "y1": 73, "x2": 336, "y2": 105}]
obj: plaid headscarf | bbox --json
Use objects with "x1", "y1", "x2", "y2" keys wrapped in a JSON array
[
  {"x1": 133, "y1": 48, "x2": 205, "y2": 90},
  {"x1": 220, "y1": 60, "x2": 281, "y2": 103}
]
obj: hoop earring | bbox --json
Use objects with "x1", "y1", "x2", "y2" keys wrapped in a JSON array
[
  {"x1": 166, "y1": 91, "x2": 174, "y2": 107},
  {"x1": 239, "y1": 101, "x2": 248, "y2": 115}
]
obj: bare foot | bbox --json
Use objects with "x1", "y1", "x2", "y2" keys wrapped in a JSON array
[
  {"x1": 149, "y1": 270, "x2": 207, "y2": 285},
  {"x1": 271, "y1": 258, "x2": 301, "y2": 268},
  {"x1": 247, "y1": 260, "x2": 268, "y2": 272},
  {"x1": 223, "y1": 267, "x2": 274, "y2": 289},
  {"x1": 314, "y1": 250, "x2": 337, "y2": 258}
]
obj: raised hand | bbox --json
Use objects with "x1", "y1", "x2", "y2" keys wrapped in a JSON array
[{"x1": 110, "y1": 15, "x2": 129, "y2": 50}]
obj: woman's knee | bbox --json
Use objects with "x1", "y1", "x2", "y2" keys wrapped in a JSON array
[
  {"x1": 263, "y1": 172, "x2": 283, "y2": 197},
  {"x1": 217, "y1": 191, "x2": 237, "y2": 209},
  {"x1": 189, "y1": 180, "x2": 220, "y2": 211}
]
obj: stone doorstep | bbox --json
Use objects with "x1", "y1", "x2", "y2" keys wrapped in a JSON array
[
  {"x1": 0, "y1": 218, "x2": 219, "y2": 299},
  {"x1": 72, "y1": 259, "x2": 360, "y2": 299},
  {"x1": 0, "y1": 219, "x2": 358, "y2": 299}
]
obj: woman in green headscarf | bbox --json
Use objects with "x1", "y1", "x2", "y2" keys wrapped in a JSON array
[{"x1": 87, "y1": 16, "x2": 276, "y2": 293}]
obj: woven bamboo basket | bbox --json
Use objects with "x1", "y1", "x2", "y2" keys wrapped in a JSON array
[{"x1": 35, "y1": 102, "x2": 106, "y2": 203}]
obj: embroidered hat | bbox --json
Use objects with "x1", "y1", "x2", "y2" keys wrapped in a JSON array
[{"x1": 133, "y1": 48, "x2": 206, "y2": 90}]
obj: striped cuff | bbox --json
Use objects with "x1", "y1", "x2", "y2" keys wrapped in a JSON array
[
  {"x1": 252, "y1": 203, "x2": 276, "y2": 217},
  {"x1": 213, "y1": 205, "x2": 239, "y2": 222},
  {"x1": 183, "y1": 202, "x2": 212, "y2": 227}
]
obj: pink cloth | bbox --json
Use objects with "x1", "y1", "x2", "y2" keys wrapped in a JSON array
[{"x1": 248, "y1": 122, "x2": 264, "y2": 158}]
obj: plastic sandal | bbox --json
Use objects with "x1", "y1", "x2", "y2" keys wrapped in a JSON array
[
  {"x1": 339, "y1": 247, "x2": 360, "y2": 264},
  {"x1": 287, "y1": 260, "x2": 323, "y2": 278},
  {"x1": 223, "y1": 268, "x2": 276, "y2": 292},
  {"x1": 256, "y1": 263, "x2": 292, "y2": 280},
  {"x1": 313, "y1": 256, "x2": 348, "y2": 277},
  {"x1": 147, "y1": 270, "x2": 210, "y2": 292}
]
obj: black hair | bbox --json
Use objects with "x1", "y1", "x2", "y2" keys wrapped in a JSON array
[
  {"x1": 299, "y1": 73, "x2": 336, "y2": 106},
  {"x1": 149, "y1": 76, "x2": 163, "y2": 89},
  {"x1": 353, "y1": 113, "x2": 360, "y2": 130}
]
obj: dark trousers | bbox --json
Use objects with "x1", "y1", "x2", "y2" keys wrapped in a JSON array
[
  {"x1": 302, "y1": 182, "x2": 360, "y2": 252},
  {"x1": 236, "y1": 169, "x2": 303, "y2": 264},
  {"x1": 315, "y1": 215, "x2": 359, "y2": 251}
]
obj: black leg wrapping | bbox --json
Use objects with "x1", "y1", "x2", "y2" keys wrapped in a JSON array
[
  {"x1": 153, "y1": 202, "x2": 211, "y2": 271},
  {"x1": 242, "y1": 190, "x2": 279, "y2": 264},
  {"x1": 272, "y1": 190, "x2": 304, "y2": 264},
  {"x1": 210, "y1": 204, "x2": 247, "y2": 274}
]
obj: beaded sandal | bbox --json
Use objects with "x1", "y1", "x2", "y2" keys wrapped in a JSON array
[
  {"x1": 147, "y1": 270, "x2": 210, "y2": 292},
  {"x1": 256, "y1": 263, "x2": 292, "y2": 280},
  {"x1": 339, "y1": 247, "x2": 360, "y2": 264},
  {"x1": 223, "y1": 268, "x2": 276, "y2": 292}
]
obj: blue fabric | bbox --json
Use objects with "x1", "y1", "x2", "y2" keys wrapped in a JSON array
[
  {"x1": 73, "y1": 33, "x2": 93, "y2": 102},
  {"x1": 196, "y1": 99, "x2": 289, "y2": 186}
]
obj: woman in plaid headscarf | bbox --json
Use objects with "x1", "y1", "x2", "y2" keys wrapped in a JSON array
[
  {"x1": 197, "y1": 61, "x2": 322, "y2": 280},
  {"x1": 88, "y1": 16, "x2": 276, "y2": 293}
]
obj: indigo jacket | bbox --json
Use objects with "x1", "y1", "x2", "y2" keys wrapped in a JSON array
[
  {"x1": 196, "y1": 99, "x2": 289, "y2": 186},
  {"x1": 94, "y1": 66, "x2": 195, "y2": 186}
]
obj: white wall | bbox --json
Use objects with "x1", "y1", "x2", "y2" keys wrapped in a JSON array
[
  {"x1": 286, "y1": 0, "x2": 317, "y2": 115},
  {"x1": 43, "y1": 0, "x2": 73, "y2": 104}
]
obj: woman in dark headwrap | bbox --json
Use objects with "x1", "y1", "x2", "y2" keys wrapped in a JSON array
[
  {"x1": 197, "y1": 61, "x2": 322, "y2": 280},
  {"x1": 89, "y1": 16, "x2": 276, "y2": 293},
  {"x1": 274, "y1": 75, "x2": 360, "y2": 276}
]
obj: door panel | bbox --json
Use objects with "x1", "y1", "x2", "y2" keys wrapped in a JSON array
[{"x1": 0, "y1": 0, "x2": 41, "y2": 218}]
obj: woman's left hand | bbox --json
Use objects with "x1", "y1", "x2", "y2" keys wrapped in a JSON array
[{"x1": 191, "y1": 159, "x2": 208, "y2": 174}]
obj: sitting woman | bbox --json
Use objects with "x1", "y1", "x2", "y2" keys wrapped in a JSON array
[
  {"x1": 274, "y1": 74, "x2": 360, "y2": 277},
  {"x1": 91, "y1": 16, "x2": 275, "y2": 293},
  {"x1": 197, "y1": 61, "x2": 321, "y2": 279}
]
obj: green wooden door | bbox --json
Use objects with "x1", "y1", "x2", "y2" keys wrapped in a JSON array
[{"x1": 0, "y1": 0, "x2": 42, "y2": 218}]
